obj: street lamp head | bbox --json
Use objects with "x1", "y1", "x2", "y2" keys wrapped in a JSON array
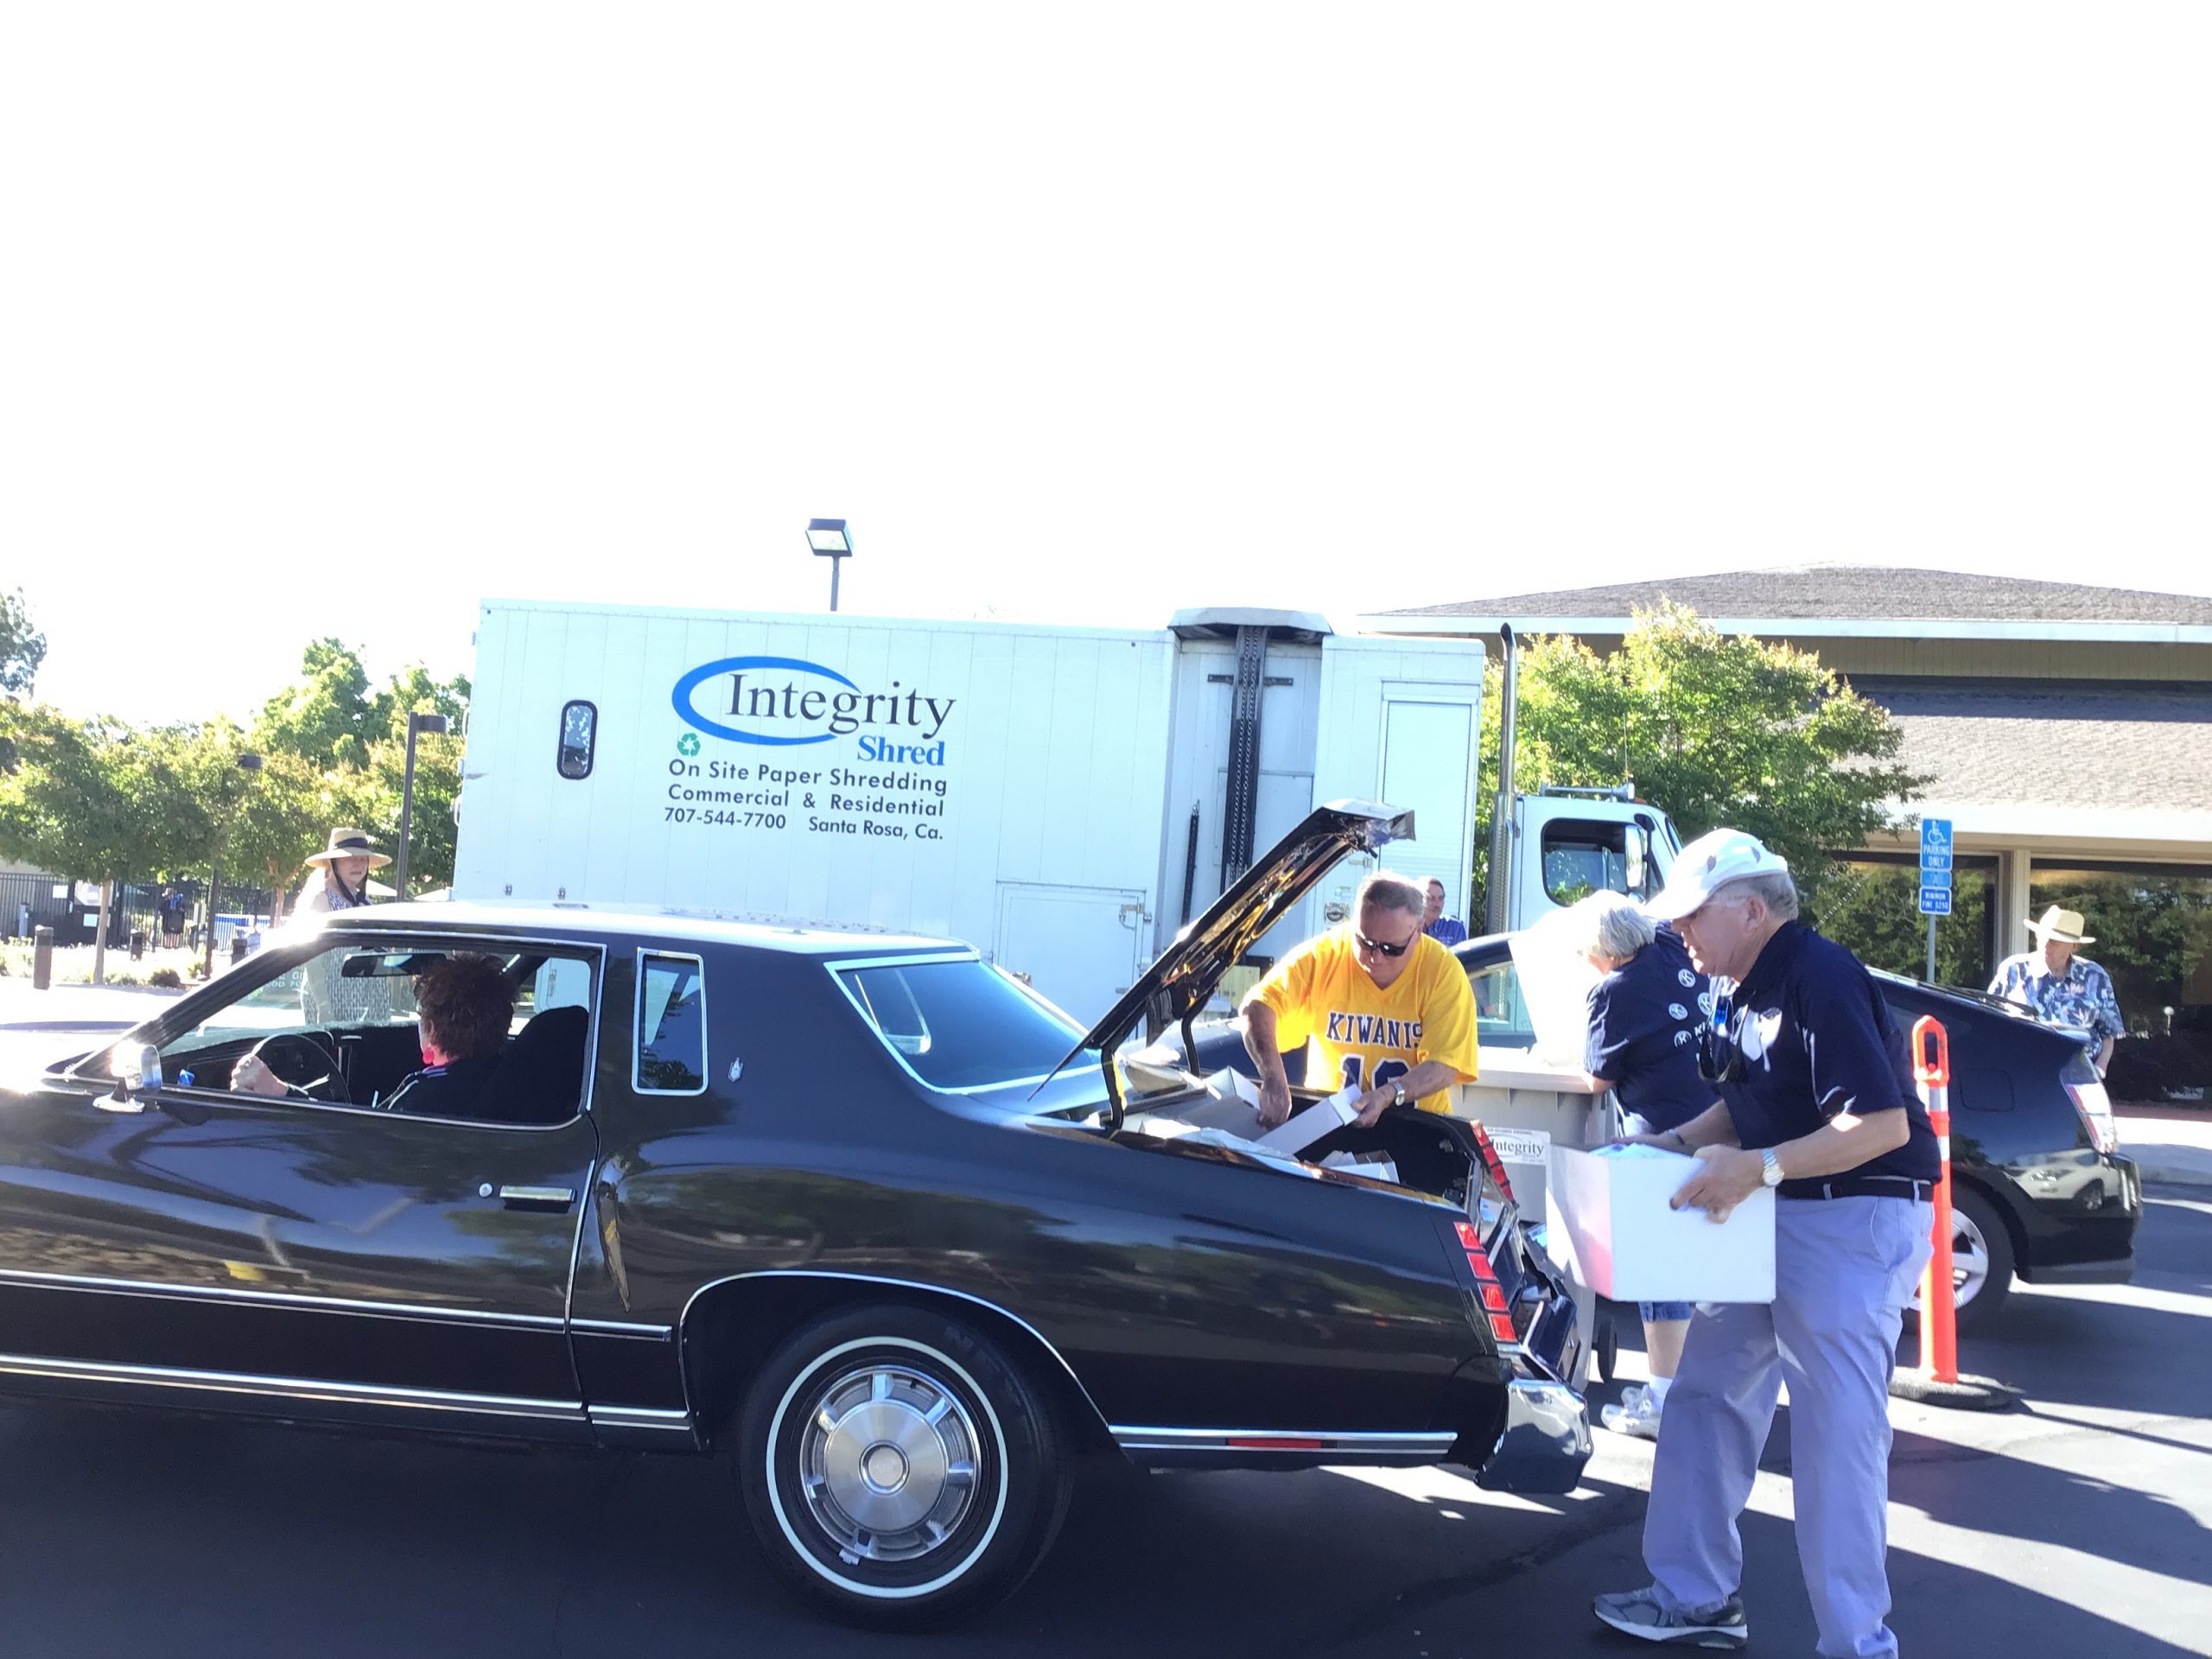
[
  {"x1": 237, "y1": 752, "x2": 264, "y2": 772},
  {"x1": 806, "y1": 518, "x2": 853, "y2": 557},
  {"x1": 408, "y1": 713, "x2": 451, "y2": 737}
]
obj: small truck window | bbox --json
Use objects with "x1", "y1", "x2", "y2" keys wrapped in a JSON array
[{"x1": 557, "y1": 700, "x2": 598, "y2": 779}]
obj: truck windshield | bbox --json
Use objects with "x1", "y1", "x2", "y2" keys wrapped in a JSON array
[{"x1": 835, "y1": 957, "x2": 1084, "y2": 1093}]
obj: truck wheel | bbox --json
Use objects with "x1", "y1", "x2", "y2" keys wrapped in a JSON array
[
  {"x1": 736, "y1": 1304, "x2": 1071, "y2": 1629},
  {"x1": 1913, "y1": 1185, "x2": 2013, "y2": 1331}
]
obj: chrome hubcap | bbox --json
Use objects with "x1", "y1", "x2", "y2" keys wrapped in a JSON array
[
  {"x1": 798, "y1": 1363, "x2": 981, "y2": 1564},
  {"x1": 1916, "y1": 1211, "x2": 1989, "y2": 1311}
]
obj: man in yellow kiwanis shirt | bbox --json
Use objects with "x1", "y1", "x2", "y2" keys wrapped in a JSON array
[{"x1": 1242, "y1": 872, "x2": 1481, "y2": 1131}]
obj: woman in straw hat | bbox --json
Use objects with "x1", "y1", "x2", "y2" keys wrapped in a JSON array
[
  {"x1": 294, "y1": 827, "x2": 392, "y2": 918},
  {"x1": 1987, "y1": 906, "x2": 2125, "y2": 1077}
]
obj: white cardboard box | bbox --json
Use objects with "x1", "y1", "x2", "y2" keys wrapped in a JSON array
[{"x1": 1547, "y1": 1146, "x2": 1776, "y2": 1304}]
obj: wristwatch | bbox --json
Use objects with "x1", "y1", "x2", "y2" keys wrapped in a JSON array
[
  {"x1": 1760, "y1": 1148, "x2": 1785, "y2": 1187},
  {"x1": 1391, "y1": 1080, "x2": 1408, "y2": 1109}
]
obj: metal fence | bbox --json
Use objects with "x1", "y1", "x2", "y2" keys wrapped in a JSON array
[{"x1": 1, "y1": 869, "x2": 276, "y2": 945}]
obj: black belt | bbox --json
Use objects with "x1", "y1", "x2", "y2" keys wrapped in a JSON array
[{"x1": 1781, "y1": 1176, "x2": 1936, "y2": 1202}]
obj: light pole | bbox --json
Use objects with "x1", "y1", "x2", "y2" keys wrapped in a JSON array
[
  {"x1": 396, "y1": 712, "x2": 450, "y2": 901},
  {"x1": 207, "y1": 751, "x2": 263, "y2": 979},
  {"x1": 807, "y1": 518, "x2": 853, "y2": 611}
]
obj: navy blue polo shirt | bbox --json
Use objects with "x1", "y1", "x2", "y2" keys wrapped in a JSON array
[
  {"x1": 1717, "y1": 923, "x2": 1939, "y2": 1194},
  {"x1": 1584, "y1": 929, "x2": 1714, "y2": 1134}
]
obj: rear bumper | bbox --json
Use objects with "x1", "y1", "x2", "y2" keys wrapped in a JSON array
[{"x1": 1472, "y1": 1379, "x2": 1592, "y2": 1494}]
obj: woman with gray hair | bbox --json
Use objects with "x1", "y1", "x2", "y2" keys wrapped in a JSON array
[{"x1": 1567, "y1": 889, "x2": 1715, "y2": 1440}]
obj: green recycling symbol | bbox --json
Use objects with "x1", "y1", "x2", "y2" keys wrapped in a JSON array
[{"x1": 677, "y1": 733, "x2": 702, "y2": 758}]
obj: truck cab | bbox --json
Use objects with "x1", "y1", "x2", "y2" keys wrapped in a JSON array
[{"x1": 1497, "y1": 785, "x2": 1681, "y2": 931}]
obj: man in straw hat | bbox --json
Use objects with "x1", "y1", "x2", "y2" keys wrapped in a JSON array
[
  {"x1": 295, "y1": 827, "x2": 391, "y2": 918},
  {"x1": 1987, "y1": 906, "x2": 2123, "y2": 1078}
]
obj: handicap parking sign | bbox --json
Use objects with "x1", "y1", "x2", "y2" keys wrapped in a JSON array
[
  {"x1": 1919, "y1": 817, "x2": 1952, "y2": 855},
  {"x1": 1919, "y1": 885, "x2": 1953, "y2": 916}
]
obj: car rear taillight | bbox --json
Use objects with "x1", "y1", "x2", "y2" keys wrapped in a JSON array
[
  {"x1": 1454, "y1": 1219, "x2": 1522, "y2": 1347},
  {"x1": 2065, "y1": 1075, "x2": 2119, "y2": 1155}
]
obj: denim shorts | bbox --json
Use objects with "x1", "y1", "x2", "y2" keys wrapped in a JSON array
[{"x1": 1640, "y1": 1300, "x2": 1694, "y2": 1322}]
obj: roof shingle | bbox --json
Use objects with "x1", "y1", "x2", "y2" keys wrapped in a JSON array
[{"x1": 1386, "y1": 566, "x2": 2212, "y2": 625}]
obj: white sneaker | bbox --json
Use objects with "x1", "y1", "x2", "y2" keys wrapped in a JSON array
[{"x1": 1601, "y1": 1385, "x2": 1664, "y2": 1440}]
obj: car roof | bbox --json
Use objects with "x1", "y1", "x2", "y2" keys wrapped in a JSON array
[{"x1": 313, "y1": 899, "x2": 968, "y2": 959}]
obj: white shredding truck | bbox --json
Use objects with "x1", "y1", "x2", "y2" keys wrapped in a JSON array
[{"x1": 451, "y1": 601, "x2": 1681, "y2": 1020}]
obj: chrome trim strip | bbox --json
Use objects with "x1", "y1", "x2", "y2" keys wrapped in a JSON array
[
  {"x1": 674, "y1": 1269, "x2": 1110, "y2": 1435},
  {"x1": 0, "y1": 1351, "x2": 586, "y2": 1420},
  {"x1": 587, "y1": 1404, "x2": 692, "y2": 1427},
  {"x1": 569, "y1": 1318, "x2": 673, "y2": 1338},
  {"x1": 633, "y1": 947, "x2": 709, "y2": 1096},
  {"x1": 0, "y1": 1267, "x2": 570, "y2": 1328},
  {"x1": 821, "y1": 952, "x2": 1087, "y2": 1098},
  {"x1": 1108, "y1": 1427, "x2": 1457, "y2": 1452}
]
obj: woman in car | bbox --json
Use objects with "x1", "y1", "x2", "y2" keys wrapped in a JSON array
[{"x1": 1567, "y1": 891, "x2": 1716, "y2": 1440}]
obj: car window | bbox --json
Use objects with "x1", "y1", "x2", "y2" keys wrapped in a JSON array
[
  {"x1": 836, "y1": 957, "x2": 1084, "y2": 1092},
  {"x1": 1467, "y1": 956, "x2": 1537, "y2": 1049},
  {"x1": 636, "y1": 952, "x2": 707, "y2": 1095},
  {"x1": 154, "y1": 938, "x2": 599, "y2": 1123}
]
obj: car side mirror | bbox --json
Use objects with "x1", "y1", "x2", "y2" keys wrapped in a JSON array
[
  {"x1": 1624, "y1": 830, "x2": 1648, "y2": 898},
  {"x1": 102, "y1": 1044, "x2": 164, "y2": 1112}
]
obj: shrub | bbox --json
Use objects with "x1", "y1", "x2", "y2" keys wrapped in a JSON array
[{"x1": 149, "y1": 967, "x2": 182, "y2": 989}]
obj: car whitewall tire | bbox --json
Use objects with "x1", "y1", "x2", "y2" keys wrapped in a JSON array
[{"x1": 736, "y1": 1305, "x2": 1071, "y2": 1630}]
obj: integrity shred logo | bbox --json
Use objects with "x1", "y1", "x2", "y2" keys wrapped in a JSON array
[{"x1": 671, "y1": 656, "x2": 957, "y2": 757}]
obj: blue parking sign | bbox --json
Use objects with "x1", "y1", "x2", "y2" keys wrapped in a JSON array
[
  {"x1": 1919, "y1": 817, "x2": 1952, "y2": 855},
  {"x1": 1919, "y1": 885, "x2": 1953, "y2": 916}
]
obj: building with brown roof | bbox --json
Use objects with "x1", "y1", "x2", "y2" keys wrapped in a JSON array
[{"x1": 1364, "y1": 566, "x2": 2212, "y2": 1100}]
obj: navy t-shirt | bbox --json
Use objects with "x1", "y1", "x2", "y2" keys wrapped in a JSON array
[
  {"x1": 1583, "y1": 929, "x2": 1714, "y2": 1134},
  {"x1": 1717, "y1": 923, "x2": 1940, "y2": 1193}
]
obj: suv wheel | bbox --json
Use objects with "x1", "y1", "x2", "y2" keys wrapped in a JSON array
[
  {"x1": 736, "y1": 1304, "x2": 1071, "y2": 1629},
  {"x1": 1916, "y1": 1185, "x2": 2013, "y2": 1330}
]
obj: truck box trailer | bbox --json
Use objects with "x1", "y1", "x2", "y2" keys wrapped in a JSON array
[{"x1": 454, "y1": 600, "x2": 1678, "y2": 1020}]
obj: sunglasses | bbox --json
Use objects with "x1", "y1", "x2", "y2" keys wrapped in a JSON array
[
  {"x1": 1697, "y1": 995, "x2": 1745, "y2": 1084},
  {"x1": 1354, "y1": 930, "x2": 1415, "y2": 958}
]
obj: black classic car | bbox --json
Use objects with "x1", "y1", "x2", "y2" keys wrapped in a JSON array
[
  {"x1": 0, "y1": 804, "x2": 1586, "y2": 1629},
  {"x1": 1179, "y1": 930, "x2": 2143, "y2": 1329}
]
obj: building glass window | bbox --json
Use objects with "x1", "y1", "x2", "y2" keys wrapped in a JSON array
[
  {"x1": 1815, "y1": 852, "x2": 2000, "y2": 992},
  {"x1": 2028, "y1": 863, "x2": 2212, "y2": 1104}
]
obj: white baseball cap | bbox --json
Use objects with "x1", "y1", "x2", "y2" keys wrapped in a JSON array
[{"x1": 1645, "y1": 829, "x2": 1791, "y2": 922}]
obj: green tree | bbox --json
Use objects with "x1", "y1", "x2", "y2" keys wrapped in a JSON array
[
  {"x1": 1, "y1": 589, "x2": 46, "y2": 696},
  {"x1": 355, "y1": 666, "x2": 470, "y2": 895},
  {"x1": 1471, "y1": 603, "x2": 1926, "y2": 918},
  {"x1": 0, "y1": 705, "x2": 189, "y2": 982},
  {"x1": 256, "y1": 639, "x2": 378, "y2": 770}
]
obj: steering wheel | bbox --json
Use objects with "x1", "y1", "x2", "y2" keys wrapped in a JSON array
[{"x1": 245, "y1": 1033, "x2": 352, "y2": 1104}]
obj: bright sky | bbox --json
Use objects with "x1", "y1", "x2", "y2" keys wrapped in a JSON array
[{"x1": 7, "y1": 5, "x2": 2209, "y2": 727}]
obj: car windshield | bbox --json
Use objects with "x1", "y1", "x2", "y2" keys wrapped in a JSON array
[
  {"x1": 1466, "y1": 954, "x2": 1537, "y2": 1050},
  {"x1": 836, "y1": 957, "x2": 1085, "y2": 1093}
]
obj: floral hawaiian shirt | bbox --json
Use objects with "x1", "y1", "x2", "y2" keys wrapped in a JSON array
[{"x1": 1986, "y1": 953, "x2": 2124, "y2": 1052}]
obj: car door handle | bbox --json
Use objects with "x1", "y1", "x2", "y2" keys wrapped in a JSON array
[{"x1": 484, "y1": 1184, "x2": 577, "y2": 1211}]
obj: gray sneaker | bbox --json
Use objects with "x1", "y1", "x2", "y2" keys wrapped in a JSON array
[
  {"x1": 1592, "y1": 1584, "x2": 1748, "y2": 1649},
  {"x1": 1601, "y1": 1387, "x2": 1664, "y2": 1440}
]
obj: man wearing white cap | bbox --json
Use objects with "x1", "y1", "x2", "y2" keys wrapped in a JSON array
[
  {"x1": 1592, "y1": 829, "x2": 1937, "y2": 1656},
  {"x1": 1987, "y1": 906, "x2": 2123, "y2": 1078}
]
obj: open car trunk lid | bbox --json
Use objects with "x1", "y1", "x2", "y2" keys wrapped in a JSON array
[{"x1": 1036, "y1": 799, "x2": 1414, "y2": 1128}]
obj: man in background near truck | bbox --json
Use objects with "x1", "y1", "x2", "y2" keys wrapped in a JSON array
[
  {"x1": 1422, "y1": 878, "x2": 1468, "y2": 945},
  {"x1": 1592, "y1": 830, "x2": 1937, "y2": 1656},
  {"x1": 1240, "y1": 872, "x2": 1480, "y2": 1133}
]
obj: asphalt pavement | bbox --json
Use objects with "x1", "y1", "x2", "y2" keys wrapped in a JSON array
[{"x1": 0, "y1": 1191, "x2": 2205, "y2": 1658}]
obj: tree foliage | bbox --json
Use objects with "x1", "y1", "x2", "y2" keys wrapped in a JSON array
[
  {"x1": 0, "y1": 705, "x2": 182, "y2": 884},
  {"x1": 1471, "y1": 603, "x2": 1926, "y2": 917},
  {"x1": 1, "y1": 589, "x2": 47, "y2": 696}
]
